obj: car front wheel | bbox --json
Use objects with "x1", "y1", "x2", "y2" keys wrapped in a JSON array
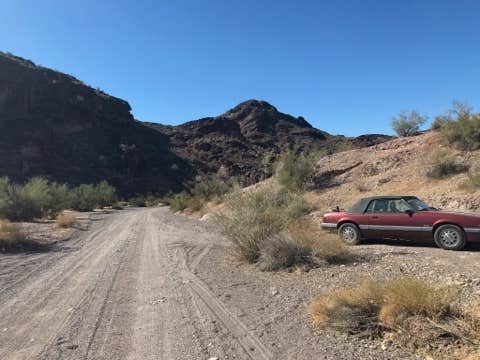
[
  {"x1": 338, "y1": 223, "x2": 361, "y2": 245},
  {"x1": 434, "y1": 224, "x2": 466, "y2": 250}
]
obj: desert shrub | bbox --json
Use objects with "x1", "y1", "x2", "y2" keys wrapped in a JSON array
[
  {"x1": 55, "y1": 212, "x2": 78, "y2": 228},
  {"x1": 128, "y1": 195, "x2": 147, "y2": 207},
  {"x1": 95, "y1": 181, "x2": 117, "y2": 208},
  {"x1": 0, "y1": 219, "x2": 29, "y2": 250},
  {"x1": 392, "y1": 111, "x2": 427, "y2": 137},
  {"x1": 431, "y1": 116, "x2": 453, "y2": 131},
  {"x1": 216, "y1": 187, "x2": 311, "y2": 263},
  {"x1": 275, "y1": 150, "x2": 319, "y2": 192},
  {"x1": 309, "y1": 277, "x2": 457, "y2": 335},
  {"x1": 0, "y1": 177, "x2": 117, "y2": 218},
  {"x1": 170, "y1": 192, "x2": 190, "y2": 212},
  {"x1": 47, "y1": 183, "x2": 72, "y2": 217},
  {"x1": 0, "y1": 177, "x2": 46, "y2": 221},
  {"x1": 427, "y1": 152, "x2": 468, "y2": 179},
  {"x1": 354, "y1": 181, "x2": 371, "y2": 192},
  {"x1": 185, "y1": 195, "x2": 205, "y2": 212},
  {"x1": 439, "y1": 102, "x2": 480, "y2": 150},
  {"x1": 69, "y1": 184, "x2": 99, "y2": 212},
  {"x1": 259, "y1": 221, "x2": 352, "y2": 271},
  {"x1": 69, "y1": 181, "x2": 117, "y2": 211},
  {"x1": 192, "y1": 173, "x2": 232, "y2": 201}
]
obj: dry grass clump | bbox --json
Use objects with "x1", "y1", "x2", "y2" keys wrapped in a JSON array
[
  {"x1": 55, "y1": 212, "x2": 78, "y2": 228},
  {"x1": 259, "y1": 224, "x2": 353, "y2": 271},
  {"x1": 354, "y1": 181, "x2": 371, "y2": 193},
  {"x1": 0, "y1": 219, "x2": 29, "y2": 250},
  {"x1": 309, "y1": 278, "x2": 480, "y2": 359},
  {"x1": 459, "y1": 170, "x2": 480, "y2": 192},
  {"x1": 310, "y1": 278, "x2": 456, "y2": 332}
]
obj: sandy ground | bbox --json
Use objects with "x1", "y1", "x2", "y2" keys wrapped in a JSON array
[{"x1": 1, "y1": 207, "x2": 480, "y2": 359}]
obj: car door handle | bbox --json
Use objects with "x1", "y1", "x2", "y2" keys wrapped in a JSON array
[{"x1": 371, "y1": 216, "x2": 379, "y2": 219}]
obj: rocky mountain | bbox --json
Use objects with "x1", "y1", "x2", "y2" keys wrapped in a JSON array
[
  {"x1": 0, "y1": 51, "x2": 391, "y2": 195},
  {"x1": 146, "y1": 100, "x2": 391, "y2": 183},
  {"x1": 0, "y1": 52, "x2": 193, "y2": 195}
]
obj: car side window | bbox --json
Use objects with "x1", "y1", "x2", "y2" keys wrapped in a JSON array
[
  {"x1": 365, "y1": 199, "x2": 409, "y2": 213},
  {"x1": 365, "y1": 201, "x2": 375, "y2": 213}
]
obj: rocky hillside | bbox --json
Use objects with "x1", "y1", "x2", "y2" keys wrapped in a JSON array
[
  {"x1": 310, "y1": 131, "x2": 480, "y2": 213},
  {"x1": 146, "y1": 100, "x2": 391, "y2": 183},
  {"x1": 0, "y1": 52, "x2": 192, "y2": 195},
  {"x1": 0, "y1": 51, "x2": 390, "y2": 194}
]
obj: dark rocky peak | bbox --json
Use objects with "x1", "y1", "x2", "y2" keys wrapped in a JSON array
[{"x1": 220, "y1": 99, "x2": 314, "y2": 131}]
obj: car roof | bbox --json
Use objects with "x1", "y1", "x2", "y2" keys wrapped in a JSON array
[{"x1": 348, "y1": 195, "x2": 418, "y2": 213}]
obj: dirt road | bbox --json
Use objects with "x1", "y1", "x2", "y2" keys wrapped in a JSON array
[
  {"x1": 0, "y1": 208, "x2": 274, "y2": 360},
  {"x1": 2, "y1": 207, "x2": 480, "y2": 359}
]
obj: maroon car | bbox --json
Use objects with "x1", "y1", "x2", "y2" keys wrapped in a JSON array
[{"x1": 321, "y1": 196, "x2": 480, "y2": 250}]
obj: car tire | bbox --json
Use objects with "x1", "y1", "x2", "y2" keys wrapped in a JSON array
[
  {"x1": 338, "y1": 223, "x2": 361, "y2": 245},
  {"x1": 434, "y1": 224, "x2": 466, "y2": 250}
]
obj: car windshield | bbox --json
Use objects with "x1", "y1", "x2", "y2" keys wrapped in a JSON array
[{"x1": 406, "y1": 198, "x2": 432, "y2": 211}]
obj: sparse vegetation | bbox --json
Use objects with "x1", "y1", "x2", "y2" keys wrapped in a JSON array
[
  {"x1": 55, "y1": 213, "x2": 78, "y2": 228},
  {"x1": 309, "y1": 278, "x2": 480, "y2": 359},
  {"x1": 69, "y1": 182, "x2": 117, "y2": 212},
  {"x1": 169, "y1": 192, "x2": 190, "y2": 212},
  {"x1": 392, "y1": 110, "x2": 427, "y2": 137},
  {"x1": 168, "y1": 172, "x2": 235, "y2": 212},
  {"x1": 439, "y1": 102, "x2": 480, "y2": 150},
  {"x1": 216, "y1": 187, "x2": 348, "y2": 270},
  {"x1": 275, "y1": 150, "x2": 320, "y2": 192},
  {"x1": 354, "y1": 181, "x2": 371, "y2": 192},
  {"x1": 217, "y1": 187, "x2": 311, "y2": 263},
  {"x1": 259, "y1": 220, "x2": 353, "y2": 271},
  {"x1": 0, "y1": 177, "x2": 118, "y2": 221},
  {"x1": 426, "y1": 151, "x2": 468, "y2": 179},
  {"x1": 0, "y1": 219, "x2": 30, "y2": 251}
]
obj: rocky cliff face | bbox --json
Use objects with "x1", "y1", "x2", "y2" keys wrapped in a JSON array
[
  {"x1": 0, "y1": 52, "x2": 192, "y2": 195},
  {"x1": 0, "y1": 51, "x2": 391, "y2": 194}
]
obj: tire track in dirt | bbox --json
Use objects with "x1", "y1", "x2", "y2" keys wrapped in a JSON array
[{"x1": 0, "y1": 211, "x2": 139, "y2": 360}]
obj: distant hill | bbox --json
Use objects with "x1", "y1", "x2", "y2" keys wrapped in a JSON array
[{"x1": 0, "y1": 51, "x2": 391, "y2": 195}]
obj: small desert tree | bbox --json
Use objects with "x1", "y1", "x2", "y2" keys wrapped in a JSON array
[{"x1": 392, "y1": 111, "x2": 427, "y2": 137}]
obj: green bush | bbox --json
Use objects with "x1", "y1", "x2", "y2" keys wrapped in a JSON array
[
  {"x1": 128, "y1": 195, "x2": 147, "y2": 207},
  {"x1": 392, "y1": 111, "x2": 427, "y2": 137},
  {"x1": 275, "y1": 150, "x2": 319, "y2": 192},
  {"x1": 431, "y1": 116, "x2": 452, "y2": 131},
  {"x1": 192, "y1": 173, "x2": 233, "y2": 201},
  {"x1": 0, "y1": 177, "x2": 48, "y2": 221},
  {"x1": 216, "y1": 187, "x2": 311, "y2": 263},
  {"x1": 427, "y1": 152, "x2": 468, "y2": 179},
  {"x1": 0, "y1": 177, "x2": 117, "y2": 219},
  {"x1": 441, "y1": 111, "x2": 480, "y2": 151},
  {"x1": 170, "y1": 192, "x2": 190, "y2": 212},
  {"x1": 70, "y1": 184, "x2": 99, "y2": 212},
  {"x1": 95, "y1": 181, "x2": 117, "y2": 208}
]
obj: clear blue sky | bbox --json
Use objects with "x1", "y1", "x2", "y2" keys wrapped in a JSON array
[{"x1": 1, "y1": 0, "x2": 479, "y2": 136}]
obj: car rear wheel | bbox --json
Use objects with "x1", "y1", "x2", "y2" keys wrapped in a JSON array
[
  {"x1": 338, "y1": 223, "x2": 361, "y2": 245},
  {"x1": 434, "y1": 224, "x2": 466, "y2": 250}
]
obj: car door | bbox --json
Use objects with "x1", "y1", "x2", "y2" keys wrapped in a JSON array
[
  {"x1": 365, "y1": 199, "x2": 406, "y2": 239},
  {"x1": 366, "y1": 198, "x2": 431, "y2": 240}
]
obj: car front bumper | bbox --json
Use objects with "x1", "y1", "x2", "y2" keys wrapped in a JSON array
[{"x1": 320, "y1": 222, "x2": 337, "y2": 232}]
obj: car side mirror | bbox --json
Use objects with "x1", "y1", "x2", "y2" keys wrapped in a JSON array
[
  {"x1": 332, "y1": 206, "x2": 340, "y2": 212},
  {"x1": 405, "y1": 209, "x2": 414, "y2": 217}
]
